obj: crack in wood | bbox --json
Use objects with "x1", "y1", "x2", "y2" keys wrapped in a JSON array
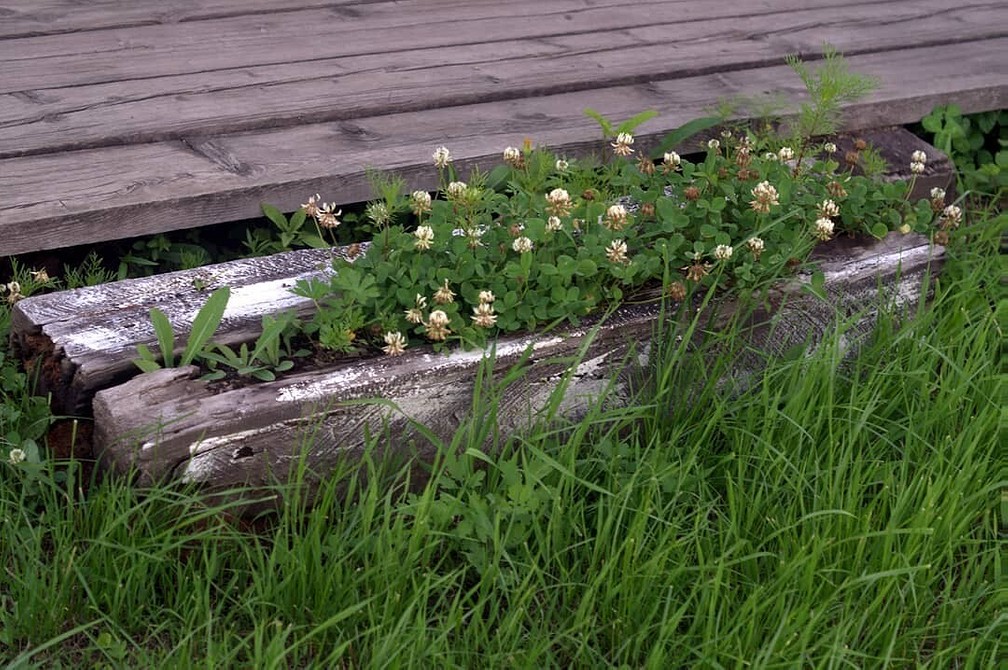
[{"x1": 179, "y1": 137, "x2": 253, "y2": 176}]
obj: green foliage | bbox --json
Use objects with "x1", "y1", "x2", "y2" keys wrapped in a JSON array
[
  {"x1": 785, "y1": 44, "x2": 877, "y2": 142},
  {"x1": 133, "y1": 286, "x2": 231, "y2": 372},
  {"x1": 202, "y1": 311, "x2": 306, "y2": 382},
  {"x1": 0, "y1": 210, "x2": 999, "y2": 665},
  {"x1": 61, "y1": 252, "x2": 117, "y2": 289},
  {"x1": 296, "y1": 126, "x2": 929, "y2": 357},
  {"x1": 245, "y1": 204, "x2": 329, "y2": 256},
  {"x1": 919, "y1": 104, "x2": 1008, "y2": 195},
  {"x1": 652, "y1": 115, "x2": 723, "y2": 157},
  {"x1": 584, "y1": 107, "x2": 659, "y2": 139}
]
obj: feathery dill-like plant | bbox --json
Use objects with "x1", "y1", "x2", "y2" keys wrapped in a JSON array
[{"x1": 786, "y1": 44, "x2": 877, "y2": 171}]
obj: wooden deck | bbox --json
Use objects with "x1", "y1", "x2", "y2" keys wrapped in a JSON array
[{"x1": 1, "y1": 0, "x2": 1005, "y2": 256}]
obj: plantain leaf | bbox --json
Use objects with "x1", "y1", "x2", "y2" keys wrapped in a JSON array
[
  {"x1": 180, "y1": 286, "x2": 230, "y2": 366},
  {"x1": 149, "y1": 308, "x2": 175, "y2": 368},
  {"x1": 133, "y1": 344, "x2": 163, "y2": 372}
]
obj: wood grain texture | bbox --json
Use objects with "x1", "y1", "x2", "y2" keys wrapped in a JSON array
[
  {"x1": 0, "y1": 0, "x2": 390, "y2": 38},
  {"x1": 91, "y1": 232, "x2": 945, "y2": 505},
  {"x1": 2, "y1": 0, "x2": 1003, "y2": 159},
  {"x1": 1, "y1": 40, "x2": 993, "y2": 256},
  {"x1": 9, "y1": 127, "x2": 951, "y2": 418}
]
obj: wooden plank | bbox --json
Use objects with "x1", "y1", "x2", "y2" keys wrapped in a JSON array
[
  {"x1": 10, "y1": 127, "x2": 952, "y2": 418},
  {"x1": 2, "y1": 0, "x2": 1002, "y2": 158},
  {"x1": 0, "y1": 0, "x2": 674, "y2": 92},
  {"x1": 0, "y1": 40, "x2": 994, "y2": 256},
  {"x1": 90, "y1": 232, "x2": 945, "y2": 505},
  {"x1": 0, "y1": 0, "x2": 392, "y2": 38}
]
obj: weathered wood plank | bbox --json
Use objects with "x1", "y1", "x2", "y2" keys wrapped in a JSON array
[
  {"x1": 3, "y1": 0, "x2": 1002, "y2": 158},
  {"x1": 0, "y1": 42, "x2": 991, "y2": 256},
  {"x1": 0, "y1": 0, "x2": 666, "y2": 92},
  {"x1": 0, "y1": 0, "x2": 387, "y2": 38},
  {"x1": 12, "y1": 246, "x2": 347, "y2": 416},
  {"x1": 91, "y1": 232, "x2": 945, "y2": 505}
]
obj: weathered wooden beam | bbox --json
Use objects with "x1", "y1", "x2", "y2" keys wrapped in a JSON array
[{"x1": 91, "y1": 232, "x2": 944, "y2": 505}]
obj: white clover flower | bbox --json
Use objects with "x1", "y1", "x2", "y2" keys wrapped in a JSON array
[
  {"x1": 942, "y1": 205, "x2": 962, "y2": 227},
  {"x1": 605, "y1": 203, "x2": 628, "y2": 230},
  {"x1": 7, "y1": 448, "x2": 26, "y2": 465},
  {"x1": 546, "y1": 188, "x2": 572, "y2": 216},
  {"x1": 814, "y1": 217, "x2": 835, "y2": 241},
  {"x1": 930, "y1": 187, "x2": 946, "y2": 201},
  {"x1": 910, "y1": 161, "x2": 925, "y2": 175},
  {"x1": 317, "y1": 202, "x2": 342, "y2": 229},
  {"x1": 912, "y1": 150, "x2": 928, "y2": 164},
  {"x1": 433, "y1": 146, "x2": 451, "y2": 168},
  {"x1": 414, "y1": 225, "x2": 435, "y2": 250},
  {"x1": 512, "y1": 236, "x2": 533, "y2": 253},
  {"x1": 611, "y1": 132, "x2": 635, "y2": 156},
  {"x1": 707, "y1": 139, "x2": 720, "y2": 150},
  {"x1": 434, "y1": 279, "x2": 455, "y2": 304},
  {"x1": 555, "y1": 158, "x2": 569, "y2": 172},
  {"x1": 382, "y1": 331, "x2": 407, "y2": 356},
  {"x1": 824, "y1": 142, "x2": 837, "y2": 154},
  {"x1": 446, "y1": 181, "x2": 467, "y2": 199},
  {"x1": 778, "y1": 146, "x2": 795, "y2": 161},
  {"x1": 478, "y1": 290, "x2": 495, "y2": 304},
  {"x1": 818, "y1": 199, "x2": 840, "y2": 218},
  {"x1": 425, "y1": 310, "x2": 451, "y2": 341},
  {"x1": 720, "y1": 129, "x2": 732, "y2": 139},
  {"x1": 300, "y1": 193, "x2": 322, "y2": 219},
  {"x1": 764, "y1": 152, "x2": 778, "y2": 161},
  {"x1": 546, "y1": 215, "x2": 563, "y2": 232},
  {"x1": 470, "y1": 302, "x2": 498, "y2": 328},
  {"x1": 503, "y1": 146, "x2": 522, "y2": 166},
  {"x1": 663, "y1": 151, "x2": 681, "y2": 168},
  {"x1": 747, "y1": 237, "x2": 765, "y2": 259},
  {"x1": 410, "y1": 190, "x2": 432, "y2": 215},
  {"x1": 749, "y1": 181, "x2": 779, "y2": 214},
  {"x1": 713, "y1": 244, "x2": 733, "y2": 261},
  {"x1": 606, "y1": 239, "x2": 629, "y2": 264}
]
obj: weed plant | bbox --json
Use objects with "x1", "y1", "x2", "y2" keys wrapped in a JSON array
[{"x1": 0, "y1": 200, "x2": 999, "y2": 666}]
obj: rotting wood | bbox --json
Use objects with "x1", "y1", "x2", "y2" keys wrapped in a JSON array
[
  {"x1": 10, "y1": 127, "x2": 952, "y2": 418},
  {"x1": 1, "y1": 39, "x2": 992, "y2": 256},
  {"x1": 91, "y1": 231, "x2": 945, "y2": 509}
]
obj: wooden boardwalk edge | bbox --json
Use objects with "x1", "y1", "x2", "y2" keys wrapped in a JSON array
[{"x1": 1, "y1": 39, "x2": 1000, "y2": 256}]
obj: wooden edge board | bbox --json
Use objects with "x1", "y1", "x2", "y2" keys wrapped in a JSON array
[
  {"x1": 0, "y1": 41, "x2": 992, "y2": 256},
  {"x1": 91, "y1": 232, "x2": 944, "y2": 506}
]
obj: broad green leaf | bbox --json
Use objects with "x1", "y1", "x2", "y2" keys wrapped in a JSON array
[
  {"x1": 149, "y1": 308, "x2": 175, "y2": 368},
  {"x1": 181, "y1": 286, "x2": 230, "y2": 366},
  {"x1": 870, "y1": 222, "x2": 889, "y2": 239},
  {"x1": 261, "y1": 203, "x2": 288, "y2": 229},
  {"x1": 133, "y1": 344, "x2": 163, "y2": 372}
]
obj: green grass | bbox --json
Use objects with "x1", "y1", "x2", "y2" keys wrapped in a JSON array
[{"x1": 1, "y1": 209, "x2": 1002, "y2": 667}]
